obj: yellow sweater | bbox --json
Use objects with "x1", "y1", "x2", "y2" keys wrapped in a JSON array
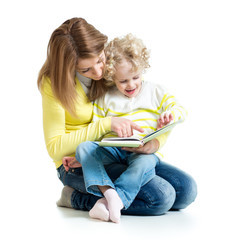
[
  {"x1": 40, "y1": 76, "x2": 111, "y2": 168},
  {"x1": 40, "y1": 76, "x2": 169, "y2": 168}
]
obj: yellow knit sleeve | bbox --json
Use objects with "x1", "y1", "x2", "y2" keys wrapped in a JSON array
[
  {"x1": 40, "y1": 77, "x2": 111, "y2": 168},
  {"x1": 154, "y1": 131, "x2": 171, "y2": 149}
]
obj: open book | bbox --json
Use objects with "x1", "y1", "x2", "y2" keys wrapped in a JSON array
[{"x1": 99, "y1": 120, "x2": 182, "y2": 147}]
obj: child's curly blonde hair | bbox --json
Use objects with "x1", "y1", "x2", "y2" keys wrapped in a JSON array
[{"x1": 104, "y1": 34, "x2": 150, "y2": 86}]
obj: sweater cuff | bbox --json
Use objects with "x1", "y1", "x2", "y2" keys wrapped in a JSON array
[{"x1": 101, "y1": 116, "x2": 112, "y2": 132}]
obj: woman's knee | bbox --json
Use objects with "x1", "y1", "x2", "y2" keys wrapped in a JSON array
[
  {"x1": 156, "y1": 162, "x2": 198, "y2": 210},
  {"x1": 153, "y1": 182, "x2": 176, "y2": 215},
  {"x1": 172, "y1": 174, "x2": 197, "y2": 210},
  {"x1": 141, "y1": 176, "x2": 176, "y2": 215}
]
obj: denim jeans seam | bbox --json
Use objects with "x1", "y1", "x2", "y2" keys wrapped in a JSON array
[
  {"x1": 58, "y1": 165, "x2": 67, "y2": 185},
  {"x1": 63, "y1": 170, "x2": 70, "y2": 185},
  {"x1": 96, "y1": 154, "x2": 114, "y2": 184}
]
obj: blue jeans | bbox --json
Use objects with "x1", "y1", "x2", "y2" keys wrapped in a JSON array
[
  {"x1": 75, "y1": 141, "x2": 159, "y2": 209},
  {"x1": 57, "y1": 156, "x2": 197, "y2": 216}
]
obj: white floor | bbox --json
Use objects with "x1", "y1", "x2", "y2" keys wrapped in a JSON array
[
  {"x1": 2, "y1": 169, "x2": 239, "y2": 240},
  {"x1": 2, "y1": 201, "x2": 238, "y2": 240}
]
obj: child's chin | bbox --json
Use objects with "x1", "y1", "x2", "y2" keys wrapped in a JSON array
[{"x1": 127, "y1": 94, "x2": 136, "y2": 98}]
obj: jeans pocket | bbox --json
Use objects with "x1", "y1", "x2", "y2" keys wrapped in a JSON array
[{"x1": 68, "y1": 167, "x2": 83, "y2": 176}]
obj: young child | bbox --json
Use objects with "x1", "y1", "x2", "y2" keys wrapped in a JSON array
[{"x1": 75, "y1": 34, "x2": 187, "y2": 223}]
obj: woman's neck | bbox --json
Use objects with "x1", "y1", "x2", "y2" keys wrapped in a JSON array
[{"x1": 76, "y1": 72, "x2": 92, "y2": 93}]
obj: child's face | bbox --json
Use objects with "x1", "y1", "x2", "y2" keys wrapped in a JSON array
[{"x1": 114, "y1": 60, "x2": 142, "y2": 98}]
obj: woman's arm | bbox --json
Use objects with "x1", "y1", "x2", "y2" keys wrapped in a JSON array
[{"x1": 41, "y1": 78, "x2": 112, "y2": 167}]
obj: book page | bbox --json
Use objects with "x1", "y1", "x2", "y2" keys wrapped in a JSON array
[{"x1": 101, "y1": 137, "x2": 141, "y2": 142}]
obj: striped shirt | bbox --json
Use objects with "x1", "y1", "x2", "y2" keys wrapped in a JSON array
[{"x1": 93, "y1": 81, "x2": 187, "y2": 160}]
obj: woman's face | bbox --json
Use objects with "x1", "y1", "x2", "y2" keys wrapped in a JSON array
[{"x1": 77, "y1": 51, "x2": 106, "y2": 80}]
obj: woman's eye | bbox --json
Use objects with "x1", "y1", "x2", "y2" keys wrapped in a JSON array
[{"x1": 82, "y1": 69, "x2": 90, "y2": 73}]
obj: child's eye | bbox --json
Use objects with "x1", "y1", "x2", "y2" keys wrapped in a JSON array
[
  {"x1": 133, "y1": 75, "x2": 139, "y2": 80},
  {"x1": 120, "y1": 80, "x2": 127, "y2": 83}
]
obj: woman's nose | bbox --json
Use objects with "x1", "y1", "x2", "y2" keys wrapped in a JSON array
[{"x1": 93, "y1": 65, "x2": 103, "y2": 78}]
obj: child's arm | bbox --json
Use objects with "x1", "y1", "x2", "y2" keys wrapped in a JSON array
[
  {"x1": 93, "y1": 96, "x2": 144, "y2": 138},
  {"x1": 156, "y1": 85, "x2": 188, "y2": 124},
  {"x1": 111, "y1": 117, "x2": 144, "y2": 138}
]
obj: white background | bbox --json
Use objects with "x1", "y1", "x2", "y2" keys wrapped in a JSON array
[{"x1": 1, "y1": 0, "x2": 240, "y2": 239}]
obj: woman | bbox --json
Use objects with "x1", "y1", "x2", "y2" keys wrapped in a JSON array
[{"x1": 38, "y1": 17, "x2": 197, "y2": 216}]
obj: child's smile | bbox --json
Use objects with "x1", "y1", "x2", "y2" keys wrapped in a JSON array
[
  {"x1": 114, "y1": 59, "x2": 142, "y2": 98},
  {"x1": 125, "y1": 88, "x2": 136, "y2": 95}
]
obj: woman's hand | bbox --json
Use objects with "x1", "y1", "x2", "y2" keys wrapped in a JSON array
[
  {"x1": 157, "y1": 112, "x2": 174, "y2": 129},
  {"x1": 111, "y1": 117, "x2": 144, "y2": 138},
  {"x1": 62, "y1": 156, "x2": 81, "y2": 171},
  {"x1": 122, "y1": 139, "x2": 160, "y2": 154}
]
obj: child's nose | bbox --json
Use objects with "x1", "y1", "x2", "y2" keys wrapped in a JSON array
[{"x1": 128, "y1": 80, "x2": 135, "y2": 88}]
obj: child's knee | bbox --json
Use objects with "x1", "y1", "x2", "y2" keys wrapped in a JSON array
[
  {"x1": 140, "y1": 155, "x2": 158, "y2": 169},
  {"x1": 75, "y1": 141, "x2": 98, "y2": 163}
]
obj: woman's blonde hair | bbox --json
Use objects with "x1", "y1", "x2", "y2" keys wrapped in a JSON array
[
  {"x1": 104, "y1": 33, "x2": 150, "y2": 86},
  {"x1": 37, "y1": 17, "x2": 108, "y2": 115}
]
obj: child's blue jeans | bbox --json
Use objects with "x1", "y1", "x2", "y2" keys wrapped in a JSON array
[
  {"x1": 75, "y1": 141, "x2": 159, "y2": 209},
  {"x1": 57, "y1": 145, "x2": 198, "y2": 215}
]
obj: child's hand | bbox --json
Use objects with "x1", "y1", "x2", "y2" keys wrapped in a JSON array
[
  {"x1": 62, "y1": 156, "x2": 81, "y2": 172},
  {"x1": 111, "y1": 117, "x2": 144, "y2": 138},
  {"x1": 157, "y1": 112, "x2": 174, "y2": 130}
]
